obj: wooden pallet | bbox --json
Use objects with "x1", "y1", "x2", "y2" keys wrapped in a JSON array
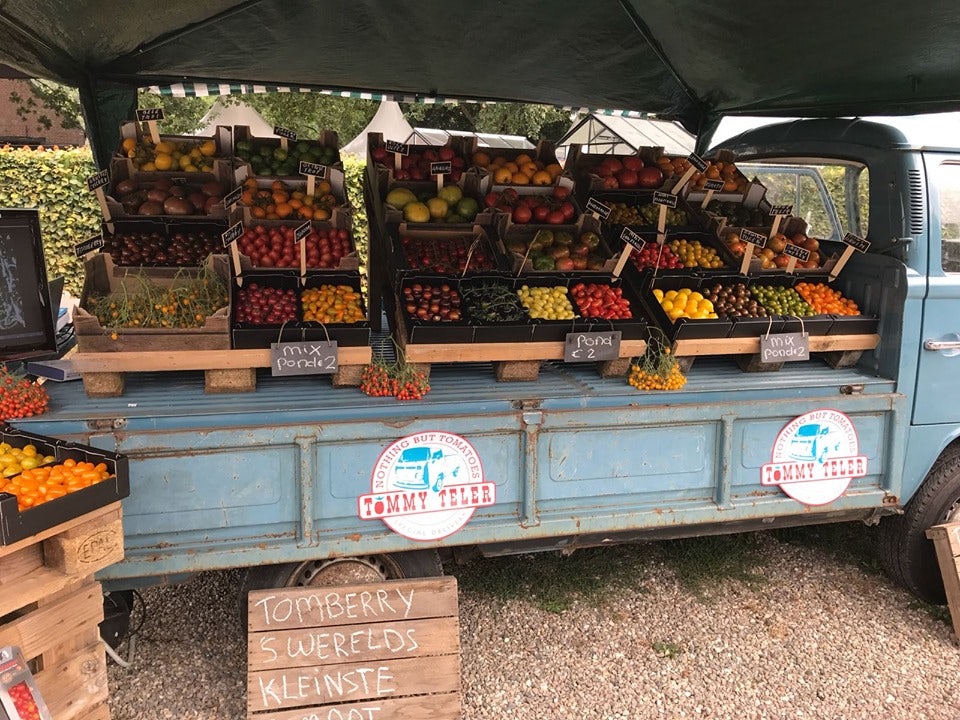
[
  {"x1": 0, "y1": 503, "x2": 124, "y2": 720},
  {"x1": 397, "y1": 336, "x2": 647, "y2": 382},
  {"x1": 925, "y1": 522, "x2": 960, "y2": 643},
  {"x1": 68, "y1": 347, "x2": 373, "y2": 397},
  {"x1": 672, "y1": 333, "x2": 880, "y2": 373}
]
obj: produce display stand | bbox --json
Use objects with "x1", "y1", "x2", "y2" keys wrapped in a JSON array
[
  {"x1": 671, "y1": 333, "x2": 881, "y2": 373},
  {"x1": 0, "y1": 502, "x2": 124, "y2": 720}
]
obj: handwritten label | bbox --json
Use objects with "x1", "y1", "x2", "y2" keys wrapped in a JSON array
[
  {"x1": 299, "y1": 161, "x2": 327, "y2": 178},
  {"x1": 760, "y1": 332, "x2": 810, "y2": 363},
  {"x1": 782, "y1": 243, "x2": 811, "y2": 262},
  {"x1": 430, "y1": 161, "x2": 452, "y2": 176},
  {"x1": 270, "y1": 340, "x2": 338, "y2": 376},
  {"x1": 273, "y1": 126, "x2": 297, "y2": 141},
  {"x1": 620, "y1": 227, "x2": 646, "y2": 252},
  {"x1": 564, "y1": 331, "x2": 622, "y2": 362},
  {"x1": 74, "y1": 235, "x2": 104, "y2": 258},
  {"x1": 247, "y1": 577, "x2": 461, "y2": 718},
  {"x1": 769, "y1": 204, "x2": 794, "y2": 216},
  {"x1": 223, "y1": 185, "x2": 243, "y2": 210},
  {"x1": 386, "y1": 140, "x2": 410, "y2": 156},
  {"x1": 703, "y1": 179, "x2": 726, "y2": 191},
  {"x1": 87, "y1": 169, "x2": 110, "y2": 192},
  {"x1": 135, "y1": 107, "x2": 165, "y2": 122},
  {"x1": 842, "y1": 232, "x2": 871, "y2": 253},
  {"x1": 740, "y1": 228, "x2": 767, "y2": 248},
  {"x1": 222, "y1": 222, "x2": 244, "y2": 247},
  {"x1": 170, "y1": 176, "x2": 188, "y2": 186},
  {"x1": 585, "y1": 197, "x2": 612, "y2": 219},
  {"x1": 687, "y1": 153, "x2": 709, "y2": 173},
  {"x1": 653, "y1": 191, "x2": 678, "y2": 208},
  {"x1": 294, "y1": 221, "x2": 312, "y2": 244}
]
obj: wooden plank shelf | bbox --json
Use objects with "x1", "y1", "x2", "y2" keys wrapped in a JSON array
[
  {"x1": 673, "y1": 333, "x2": 880, "y2": 357},
  {"x1": 398, "y1": 337, "x2": 646, "y2": 383},
  {"x1": 68, "y1": 347, "x2": 373, "y2": 397}
]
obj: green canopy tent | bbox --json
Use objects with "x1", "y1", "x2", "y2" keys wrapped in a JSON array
[{"x1": 2, "y1": 0, "x2": 959, "y2": 166}]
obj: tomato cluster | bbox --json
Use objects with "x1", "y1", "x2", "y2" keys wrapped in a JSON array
[
  {"x1": 237, "y1": 225, "x2": 352, "y2": 269},
  {"x1": 630, "y1": 242, "x2": 684, "y2": 270},
  {"x1": 300, "y1": 285, "x2": 365, "y2": 324},
  {"x1": 235, "y1": 285, "x2": 297, "y2": 324},
  {"x1": 360, "y1": 363, "x2": 431, "y2": 401},
  {"x1": 570, "y1": 283, "x2": 633, "y2": 320},
  {"x1": 7, "y1": 681, "x2": 42, "y2": 720},
  {"x1": 400, "y1": 234, "x2": 496, "y2": 273},
  {"x1": 1, "y1": 458, "x2": 113, "y2": 512},
  {"x1": 0, "y1": 370, "x2": 49, "y2": 421}
]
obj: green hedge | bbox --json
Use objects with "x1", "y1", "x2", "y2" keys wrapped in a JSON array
[
  {"x1": 0, "y1": 146, "x2": 370, "y2": 295},
  {"x1": 0, "y1": 145, "x2": 100, "y2": 294}
]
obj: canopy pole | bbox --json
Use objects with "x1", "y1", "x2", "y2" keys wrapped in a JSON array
[{"x1": 79, "y1": 77, "x2": 137, "y2": 169}]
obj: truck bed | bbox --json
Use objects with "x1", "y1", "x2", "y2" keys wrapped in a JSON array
[{"x1": 14, "y1": 359, "x2": 903, "y2": 584}]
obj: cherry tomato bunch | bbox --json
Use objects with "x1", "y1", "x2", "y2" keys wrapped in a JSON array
[
  {"x1": 630, "y1": 242, "x2": 683, "y2": 270},
  {"x1": 7, "y1": 681, "x2": 42, "y2": 720},
  {"x1": 360, "y1": 360, "x2": 431, "y2": 401},
  {"x1": 0, "y1": 369, "x2": 49, "y2": 420},
  {"x1": 570, "y1": 283, "x2": 633, "y2": 320}
]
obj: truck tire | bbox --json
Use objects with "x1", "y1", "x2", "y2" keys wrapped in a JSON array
[
  {"x1": 879, "y1": 445, "x2": 960, "y2": 604},
  {"x1": 241, "y1": 550, "x2": 443, "y2": 594}
]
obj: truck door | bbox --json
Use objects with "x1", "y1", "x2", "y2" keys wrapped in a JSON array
[{"x1": 914, "y1": 155, "x2": 960, "y2": 424}]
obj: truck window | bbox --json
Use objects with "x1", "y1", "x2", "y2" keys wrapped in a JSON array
[
  {"x1": 936, "y1": 162, "x2": 960, "y2": 273},
  {"x1": 740, "y1": 163, "x2": 869, "y2": 241}
]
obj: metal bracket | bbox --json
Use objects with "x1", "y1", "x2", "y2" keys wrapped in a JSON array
[{"x1": 87, "y1": 418, "x2": 126, "y2": 431}]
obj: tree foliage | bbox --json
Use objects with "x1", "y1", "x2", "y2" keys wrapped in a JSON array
[
  {"x1": 223, "y1": 94, "x2": 378, "y2": 142},
  {"x1": 136, "y1": 92, "x2": 214, "y2": 135}
]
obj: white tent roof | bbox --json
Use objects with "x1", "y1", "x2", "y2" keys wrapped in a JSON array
[
  {"x1": 192, "y1": 98, "x2": 275, "y2": 137},
  {"x1": 407, "y1": 127, "x2": 534, "y2": 149},
  {"x1": 341, "y1": 101, "x2": 414, "y2": 158},
  {"x1": 557, "y1": 114, "x2": 694, "y2": 157}
]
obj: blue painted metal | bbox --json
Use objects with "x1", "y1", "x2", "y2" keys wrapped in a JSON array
[{"x1": 11, "y1": 117, "x2": 960, "y2": 587}]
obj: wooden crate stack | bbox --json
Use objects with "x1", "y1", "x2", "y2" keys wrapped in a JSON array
[
  {"x1": 926, "y1": 522, "x2": 960, "y2": 643},
  {"x1": 0, "y1": 502, "x2": 124, "y2": 720}
]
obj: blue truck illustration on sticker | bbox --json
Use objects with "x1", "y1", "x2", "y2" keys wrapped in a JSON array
[
  {"x1": 788, "y1": 423, "x2": 841, "y2": 463},
  {"x1": 393, "y1": 446, "x2": 461, "y2": 492}
]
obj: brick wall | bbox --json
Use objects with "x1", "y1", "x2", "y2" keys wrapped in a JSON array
[{"x1": 0, "y1": 79, "x2": 87, "y2": 146}]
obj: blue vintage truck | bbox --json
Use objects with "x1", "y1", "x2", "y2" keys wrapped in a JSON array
[{"x1": 10, "y1": 115, "x2": 960, "y2": 606}]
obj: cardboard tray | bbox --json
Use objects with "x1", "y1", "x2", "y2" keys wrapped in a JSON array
[
  {"x1": 499, "y1": 218, "x2": 615, "y2": 274},
  {"x1": 604, "y1": 229, "x2": 740, "y2": 274},
  {"x1": 388, "y1": 223, "x2": 509, "y2": 277},
  {"x1": 0, "y1": 425, "x2": 130, "y2": 546},
  {"x1": 231, "y1": 271, "x2": 370, "y2": 349},
  {"x1": 105, "y1": 157, "x2": 232, "y2": 221},
  {"x1": 113, "y1": 121, "x2": 232, "y2": 179},
  {"x1": 236, "y1": 174, "x2": 351, "y2": 226},
  {"x1": 381, "y1": 177, "x2": 490, "y2": 228},
  {"x1": 366, "y1": 132, "x2": 478, "y2": 197},
  {"x1": 586, "y1": 190, "x2": 705, "y2": 235},
  {"x1": 102, "y1": 218, "x2": 228, "y2": 270}
]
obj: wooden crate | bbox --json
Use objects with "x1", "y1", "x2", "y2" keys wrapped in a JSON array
[
  {"x1": 0, "y1": 503, "x2": 123, "y2": 720},
  {"x1": 925, "y1": 522, "x2": 960, "y2": 643},
  {"x1": 69, "y1": 347, "x2": 372, "y2": 397}
]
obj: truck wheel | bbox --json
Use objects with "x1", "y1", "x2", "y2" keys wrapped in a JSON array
[
  {"x1": 879, "y1": 445, "x2": 960, "y2": 604},
  {"x1": 241, "y1": 550, "x2": 442, "y2": 593}
]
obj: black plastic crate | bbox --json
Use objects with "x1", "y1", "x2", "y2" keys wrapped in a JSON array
[
  {"x1": 634, "y1": 271, "x2": 734, "y2": 342},
  {"x1": 387, "y1": 224, "x2": 509, "y2": 277},
  {"x1": 826, "y1": 314, "x2": 880, "y2": 335},
  {"x1": 512, "y1": 274, "x2": 595, "y2": 343},
  {"x1": 231, "y1": 270, "x2": 370, "y2": 349},
  {"x1": 459, "y1": 278, "x2": 535, "y2": 344},
  {"x1": 0, "y1": 425, "x2": 130, "y2": 546},
  {"x1": 102, "y1": 218, "x2": 228, "y2": 269},
  {"x1": 587, "y1": 190, "x2": 705, "y2": 235}
]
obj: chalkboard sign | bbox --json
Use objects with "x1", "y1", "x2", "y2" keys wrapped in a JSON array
[
  {"x1": 386, "y1": 140, "x2": 409, "y2": 155},
  {"x1": 273, "y1": 126, "x2": 297, "y2": 141},
  {"x1": 0, "y1": 209, "x2": 57, "y2": 361},
  {"x1": 620, "y1": 227, "x2": 645, "y2": 252},
  {"x1": 247, "y1": 577, "x2": 461, "y2": 720},
  {"x1": 430, "y1": 161, "x2": 452, "y2": 176},
  {"x1": 222, "y1": 185, "x2": 243, "y2": 210},
  {"x1": 653, "y1": 191, "x2": 678, "y2": 208},
  {"x1": 299, "y1": 161, "x2": 327, "y2": 178},
  {"x1": 564, "y1": 331, "x2": 622, "y2": 362},
  {"x1": 585, "y1": 197, "x2": 612, "y2": 219},
  {"x1": 270, "y1": 340, "x2": 339, "y2": 375},
  {"x1": 842, "y1": 232, "x2": 871, "y2": 253},
  {"x1": 687, "y1": 153, "x2": 709, "y2": 172},
  {"x1": 740, "y1": 228, "x2": 767, "y2": 248},
  {"x1": 86, "y1": 169, "x2": 110, "y2": 192},
  {"x1": 760, "y1": 332, "x2": 810, "y2": 363},
  {"x1": 782, "y1": 243, "x2": 811, "y2": 262},
  {"x1": 769, "y1": 204, "x2": 794, "y2": 217},
  {"x1": 222, "y1": 222, "x2": 244, "y2": 247},
  {"x1": 135, "y1": 107, "x2": 165, "y2": 122},
  {"x1": 703, "y1": 179, "x2": 725, "y2": 191}
]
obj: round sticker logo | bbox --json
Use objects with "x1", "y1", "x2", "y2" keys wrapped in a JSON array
[
  {"x1": 761, "y1": 409, "x2": 868, "y2": 506},
  {"x1": 359, "y1": 432, "x2": 496, "y2": 541}
]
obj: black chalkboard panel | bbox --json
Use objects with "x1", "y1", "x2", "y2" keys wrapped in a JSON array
[{"x1": 0, "y1": 209, "x2": 57, "y2": 361}]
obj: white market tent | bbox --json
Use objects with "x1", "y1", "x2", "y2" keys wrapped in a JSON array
[
  {"x1": 407, "y1": 128, "x2": 534, "y2": 150},
  {"x1": 341, "y1": 101, "x2": 413, "y2": 159},
  {"x1": 192, "y1": 98, "x2": 275, "y2": 137},
  {"x1": 556, "y1": 113, "x2": 694, "y2": 159}
]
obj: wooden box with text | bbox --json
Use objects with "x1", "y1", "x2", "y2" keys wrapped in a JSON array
[{"x1": 247, "y1": 576, "x2": 460, "y2": 720}]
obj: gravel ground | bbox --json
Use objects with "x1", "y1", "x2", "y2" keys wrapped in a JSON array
[{"x1": 106, "y1": 530, "x2": 960, "y2": 720}]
